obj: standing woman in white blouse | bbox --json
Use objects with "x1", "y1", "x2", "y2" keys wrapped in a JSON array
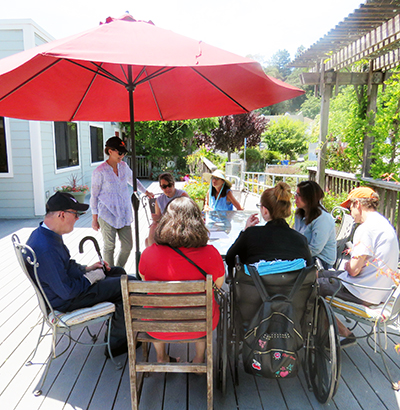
[{"x1": 90, "y1": 137, "x2": 153, "y2": 268}]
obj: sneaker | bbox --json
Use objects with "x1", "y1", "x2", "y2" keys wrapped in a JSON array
[{"x1": 340, "y1": 332, "x2": 357, "y2": 349}]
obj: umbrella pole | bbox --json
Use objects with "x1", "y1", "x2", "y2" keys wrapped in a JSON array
[{"x1": 128, "y1": 66, "x2": 141, "y2": 277}]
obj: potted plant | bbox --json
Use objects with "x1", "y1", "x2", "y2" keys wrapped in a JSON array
[{"x1": 56, "y1": 174, "x2": 89, "y2": 203}]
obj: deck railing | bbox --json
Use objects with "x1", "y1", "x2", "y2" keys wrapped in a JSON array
[
  {"x1": 308, "y1": 167, "x2": 400, "y2": 237},
  {"x1": 241, "y1": 171, "x2": 308, "y2": 195}
]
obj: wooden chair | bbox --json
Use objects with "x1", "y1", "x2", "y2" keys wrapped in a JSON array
[
  {"x1": 331, "y1": 206, "x2": 355, "y2": 269},
  {"x1": 121, "y1": 274, "x2": 214, "y2": 410},
  {"x1": 326, "y1": 278, "x2": 400, "y2": 390},
  {"x1": 12, "y1": 234, "x2": 121, "y2": 396}
]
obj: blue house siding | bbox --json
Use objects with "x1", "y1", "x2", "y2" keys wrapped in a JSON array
[
  {"x1": 0, "y1": 20, "x2": 122, "y2": 219},
  {"x1": 0, "y1": 119, "x2": 35, "y2": 217}
]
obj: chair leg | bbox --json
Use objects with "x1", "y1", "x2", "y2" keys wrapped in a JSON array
[
  {"x1": 376, "y1": 327, "x2": 400, "y2": 390},
  {"x1": 105, "y1": 317, "x2": 122, "y2": 369},
  {"x1": 33, "y1": 328, "x2": 59, "y2": 396},
  {"x1": 26, "y1": 318, "x2": 46, "y2": 366}
]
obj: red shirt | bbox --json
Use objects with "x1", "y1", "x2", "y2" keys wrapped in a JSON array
[{"x1": 139, "y1": 244, "x2": 225, "y2": 340}]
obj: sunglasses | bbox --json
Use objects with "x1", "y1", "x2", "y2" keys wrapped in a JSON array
[
  {"x1": 111, "y1": 148, "x2": 126, "y2": 156},
  {"x1": 160, "y1": 183, "x2": 173, "y2": 189},
  {"x1": 64, "y1": 210, "x2": 85, "y2": 219}
]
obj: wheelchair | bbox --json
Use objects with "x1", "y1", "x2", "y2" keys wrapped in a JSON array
[{"x1": 216, "y1": 257, "x2": 341, "y2": 404}]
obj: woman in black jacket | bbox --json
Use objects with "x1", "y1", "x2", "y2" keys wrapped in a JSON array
[{"x1": 226, "y1": 182, "x2": 313, "y2": 327}]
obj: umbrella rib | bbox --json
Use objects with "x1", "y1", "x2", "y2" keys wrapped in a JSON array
[
  {"x1": 0, "y1": 59, "x2": 61, "y2": 103},
  {"x1": 134, "y1": 67, "x2": 175, "y2": 87},
  {"x1": 144, "y1": 67, "x2": 164, "y2": 121},
  {"x1": 191, "y1": 67, "x2": 250, "y2": 112},
  {"x1": 70, "y1": 65, "x2": 102, "y2": 121},
  {"x1": 65, "y1": 60, "x2": 127, "y2": 87}
]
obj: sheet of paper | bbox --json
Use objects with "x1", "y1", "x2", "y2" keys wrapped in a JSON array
[{"x1": 209, "y1": 231, "x2": 229, "y2": 240}]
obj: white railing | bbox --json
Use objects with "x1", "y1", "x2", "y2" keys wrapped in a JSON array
[{"x1": 242, "y1": 171, "x2": 308, "y2": 195}]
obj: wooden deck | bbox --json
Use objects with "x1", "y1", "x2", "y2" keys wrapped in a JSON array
[{"x1": 1, "y1": 181, "x2": 400, "y2": 409}]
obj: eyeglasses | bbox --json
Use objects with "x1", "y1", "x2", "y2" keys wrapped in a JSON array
[
  {"x1": 64, "y1": 210, "x2": 85, "y2": 219},
  {"x1": 212, "y1": 177, "x2": 223, "y2": 181},
  {"x1": 294, "y1": 192, "x2": 301, "y2": 198},
  {"x1": 256, "y1": 203, "x2": 262, "y2": 209},
  {"x1": 111, "y1": 148, "x2": 126, "y2": 156},
  {"x1": 160, "y1": 183, "x2": 173, "y2": 189}
]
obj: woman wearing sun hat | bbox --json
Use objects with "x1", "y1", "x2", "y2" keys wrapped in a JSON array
[{"x1": 203, "y1": 169, "x2": 243, "y2": 211}]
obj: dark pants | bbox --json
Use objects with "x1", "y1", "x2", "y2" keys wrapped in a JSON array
[
  {"x1": 66, "y1": 267, "x2": 136, "y2": 349},
  {"x1": 318, "y1": 270, "x2": 373, "y2": 306}
]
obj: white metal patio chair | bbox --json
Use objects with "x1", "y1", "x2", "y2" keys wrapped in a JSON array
[
  {"x1": 326, "y1": 277, "x2": 400, "y2": 390},
  {"x1": 12, "y1": 234, "x2": 121, "y2": 396},
  {"x1": 141, "y1": 193, "x2": 162, "y2": 226},
  {"x1": 331, "y1": 206, "x2": 356, "y2": 269}
]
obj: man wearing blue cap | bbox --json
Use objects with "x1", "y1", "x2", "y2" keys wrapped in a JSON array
[{"x1": 26, "y1": 191, "x2": 132, "y2": 357}]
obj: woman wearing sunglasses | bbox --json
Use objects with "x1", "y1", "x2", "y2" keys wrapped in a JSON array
[
  {"x1": 145, "y1": 172, "x2": 189, "y2": 247},
  {"x1": 91, "y1": 136, "x2": 153, "y2": 268}
]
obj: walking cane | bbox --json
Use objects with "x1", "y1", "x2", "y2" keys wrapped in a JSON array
[{"x1": 79, "y1": 236, "x2": 107, "y2": 274}]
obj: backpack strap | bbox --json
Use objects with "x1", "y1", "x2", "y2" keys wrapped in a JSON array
[
  {"x1": 246, "y1": 264, "x2": 315, "y2": 303},
  {"x1": 288, "y1": 264, "x2": 315, "y2": 301},
  {"x1": 246, "y1": 264, "x2": 270, "y2": 302}
]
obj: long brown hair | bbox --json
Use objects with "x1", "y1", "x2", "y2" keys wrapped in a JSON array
[
  {"x1": 295, "y1": 180, "x2": 326, "y2": 225},
  {"x1": 155, "y1": 197, "x2": 209, "y2": 248},
  {"x1": 260, "y1": 182, "x2": 292, "y2": 220}
]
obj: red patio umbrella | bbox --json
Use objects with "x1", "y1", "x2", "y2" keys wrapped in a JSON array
[{"x1": 0, "y1": 14, "x2": 304, "y2": 269}]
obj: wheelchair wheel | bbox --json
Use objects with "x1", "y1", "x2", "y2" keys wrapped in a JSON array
[
  {"x1": 216, "y1": 290, "x2": 227, "y2": 395},
  {"x1": 307, "y1": 296, "x2": 341, "y2": 403}
]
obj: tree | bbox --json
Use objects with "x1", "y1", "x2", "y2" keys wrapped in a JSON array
[
  {"x1": 268, "y1": 49, "x2": 292, "y2": 80},
  {"x1": 122, "y1": 118, "x2": 217, "y2": 173},
  {"x1": 300, "y1": 92, "x2": 321, "y2": 120},
  {"x1": 195, "y1": 112, "x2": 269, "y2": 161},
  {"x1": 262, "y1": 116, "x2": 308, "y2": 159}
]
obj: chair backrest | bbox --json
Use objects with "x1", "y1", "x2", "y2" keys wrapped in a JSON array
[
  {"x1": 141, "y1": 194, "x2": 160, "y2": 226},
  {"x1": 11, "y1": 234, "x2": 55, "y2": 323},
  {"x1": 121, "y1": 275, "x2": 213, "y2": 336},
  {"x1": 230, "y1": 188, "x2": 249, "y2": 208},
  {"x1": 385, "y1": 284, "x2": 400, "y2": 323},
  {"x1": 331, "y1": 206, "x2": 355, "y2": 268}
]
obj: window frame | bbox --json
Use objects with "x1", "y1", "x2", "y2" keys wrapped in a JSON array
[
  {"x1": 53, "y1": 121, "x2": 81, "y2": 172},
  {"x1": 89, "y1": 123, "x2": 105, "y2": 165},
  {"x1": 0, "y1": 117, "x2": 13, "y2": 178}
]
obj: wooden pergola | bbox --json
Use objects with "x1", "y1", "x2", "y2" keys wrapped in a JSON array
[{"x1": 290, "y1": 0, "x2": 400, "y2": 187}]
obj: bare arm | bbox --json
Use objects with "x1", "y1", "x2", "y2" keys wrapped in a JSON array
[
  {"x1": 227, "y1": 190, "x2": 243, "y2": 210},
  {"x1": 344, "y1": 255, "x2": 368, "y2": 277}
]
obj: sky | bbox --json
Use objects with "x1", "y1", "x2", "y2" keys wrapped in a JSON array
[{"x1": 1, "y1": 0, "x2": 364, "y2": 62}]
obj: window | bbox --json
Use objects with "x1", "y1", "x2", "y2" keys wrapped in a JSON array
[
  {"x1": 0, "y1": 117, "x2": 8, "y2": 173},
  {"x1": 54, "y1": 122, "x2": 79, "y2": 169},
  {"x1": 90, "y1": 125, "x2": 104, "y2": 163}
]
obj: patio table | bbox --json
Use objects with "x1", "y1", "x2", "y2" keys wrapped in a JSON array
[{"x1": 205, "y1": 210, "x2": 261, "y2": 258}]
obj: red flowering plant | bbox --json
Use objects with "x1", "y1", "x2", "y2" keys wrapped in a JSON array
[{"x1": 56, "y1": 174, "x2": 89, "y2": 193}]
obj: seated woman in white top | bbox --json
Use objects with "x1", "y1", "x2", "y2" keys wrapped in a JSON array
[{"x1": 145, "y1": 172, "x2": 189, "y2": 247}]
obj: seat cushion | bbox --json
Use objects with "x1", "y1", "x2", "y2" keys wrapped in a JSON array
[
  {"x1": 325, "y1": 296, "x2": 393, "y2": 321},
  {"x1": 50, "y1": 302, "x2": 115, "y2": 327}
]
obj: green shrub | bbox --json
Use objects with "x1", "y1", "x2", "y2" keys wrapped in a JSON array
[{"x1": 322, "y1": 190, "x2": 349, "y2": 213}]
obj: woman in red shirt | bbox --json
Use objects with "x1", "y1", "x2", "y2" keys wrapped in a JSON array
[{"x1": 139, "y1": 197, "x2": 225, "y2": 363}]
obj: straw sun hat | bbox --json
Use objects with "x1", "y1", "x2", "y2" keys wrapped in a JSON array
[{"x1": 202, "y1": 169, "x2": 232, "y2": 189}]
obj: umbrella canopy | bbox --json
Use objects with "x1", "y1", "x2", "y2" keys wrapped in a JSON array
[
  {"x1": 0, "y1": 15, "x2": 304, "y2": 121},
  {"x1": 0, "y1": 14, "x2": 304, "y2": 270}
]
